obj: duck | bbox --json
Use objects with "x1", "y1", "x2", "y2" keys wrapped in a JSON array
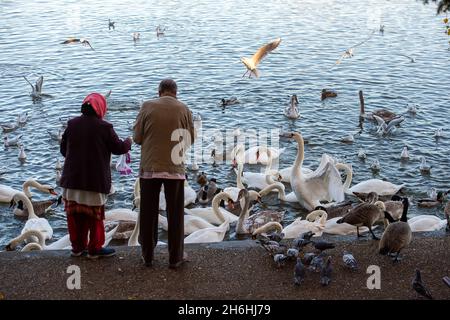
[
  {"x1": 11, "y1": 192, "x2": 53, "y2": 241},
  {"x1": 379, "y1": 200, "x2": 412, "y2": 262},
  {"x1": 321, "y1": 89, "x2": 337, "y2": 101},
  {"x1": 197, "y1": 171, "x2": 208, "y2": 186},
  {"x1": 235, "y1": 189, "x2": 284, "y2": 235},
  {"x1": 6, "y1": 224, "x2": 118, "y2": 251},
  {"x1": 417, "y1": 191, "x2": 447, "y2": 208},
  {"x1": 220, "y1": 97, "x2": 239, "y2": 107},
  {"x1": 419, "y1": 156, "x2": 431, "y2": 174},
  {"x1": 12, "y1": 196, "x2": 61, "y2": 218},
  {"x1": 336, "y1": 200, "x2": 387, "y2": 239},
  {"x1": 196, "y1": 179, "x2": 220, "y2": 205},
  {"x1": 284, "y1": 94, "x2": 300, "y2": 119},
  {"x1": 401, "y1": 146, "x2": 409, "y2": 160},
  {"x1": 335, "y1": 162, "x2": 405, "y2": 197},
  {"x1": 281, "y1": 210, "x2": 328, "y2": 239},
  {"x1": 4, "y1": 134, "x2": 22, "y2": 147},
  {"x1": 285, "y1": 132, "x2": 346, "y2": 211},
  {"x1": 185, "y1": 191, "x2": 237, "y2": 225}
]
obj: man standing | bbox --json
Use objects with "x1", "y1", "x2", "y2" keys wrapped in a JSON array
[{"x1": 133, "y1": 79, "x2": 195, "y2": 268}]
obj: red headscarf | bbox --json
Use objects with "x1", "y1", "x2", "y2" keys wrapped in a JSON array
[{"x1": 83, "y1": 93, "x2": 107, "y2": 119}]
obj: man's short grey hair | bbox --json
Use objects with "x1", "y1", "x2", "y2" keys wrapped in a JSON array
[{"x1": 159, "y1": 79, "x2": 177, "y2": 94}]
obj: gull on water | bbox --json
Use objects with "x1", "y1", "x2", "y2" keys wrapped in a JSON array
[
  {"x1": 419, "y1": 156, "x2": 431, "y2": 174},
  {"x1": 357, "y1": 148, "x2": 367, "y2": 160},
  {"x1": 18, "y1": 144, "x2": 27, "y2": 161},
  {"x1": 18, "y1": 112, "x2": 29, "y2": 125},
  {"x1": 240, "y1": 38, "x2": 281, "y2": 78},
  {"x1": 132, "y1": 32, "x2": 141, "y2": 41},
  {"x1": 434, "y1": 128, "x2": 443, "y2": 139},
  {"x1": 4, "y1": 134, "x2": 22, "y2": 147},
  {"x1": 23, "y1": 75, "x2": 52, "y2": 100},
  {"x1": 61, "y1": 38, "x2": 95, "y2": 50},
  {"x1": 374, "y1": 114, "x2": 405, "y2": 136},
  {"x1": 400, "y1": 146, "x2": 410, "y2": 160},
  {"x1": 370, "y1": 159, "x2": 381, "y2": 172}
]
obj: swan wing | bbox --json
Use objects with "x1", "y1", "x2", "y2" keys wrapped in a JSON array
[
  {"x1": 386, "y1": 116, "x2": 405, "y2": 131},
  {"x1": 250, "y1": 38, "x2": 281, "y2": 67},
  {"x1": 325, "y1": 164, "x2": 345, "y2": 203}
]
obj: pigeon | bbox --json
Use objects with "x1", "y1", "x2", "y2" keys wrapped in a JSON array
[
  {"x1": 294, "y1": 258, "x2": 306, "y2": 286},
  {"x1": 342, "y1": 251, "x2": 358, "y2": 270},
  {"x1": 273, "y1": 254, "x2": 288, "y2": 268},
  {"x1": 320, "y1": 256, "x2": 332, "y2": 286},
  {"x1": 292, "y1": 237, "x2": 311, "y2": 249},
  {"x1": 312, "y1": 240, "x2": 335, "y2": 252},
  {"x1": 286, "y1": 248, "x2": 299, "y2": 260},
  {"x1": 412, "y1": 269, "x2": 433, "y2": 299},
  {"x1": 309, "y1": 252, "x2": 326, "y2": 273},
  {"x1": 301, "y1": 252, "x2": 316, "y2": 266}
]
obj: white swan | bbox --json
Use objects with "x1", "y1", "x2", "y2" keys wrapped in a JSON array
[
  {"x1": 284, "y1": 94, "x2": 300, "y2": 119},
  {"x1": 335, "y1": 163, "x2": 405, "y2": 196},
  {"x1": 323, "y1": 217, "x2": 376, "y2": 236},
  {"x1": 408, "y1": 215, "x2": 447, "y2": 232},
  {"x1": 234, "y1": 144, "x2": 284, "y2": 165},
  {"x1": 105, "y1": 208, "x2": 138, "y2": 222},
  {"x1": 7, "y1": 225, "x2": 118, "y2": 251},
  {"x1": 22, "y1": 179, "x2": 58, "y2": 198},
  {"x1": 277, "y1": 165, "x2": 313, "y2": 183},
  {"x1": 159, "y1": 212, "x2": 217, "y2": 236},
  {"x1": 230, "y1": 145, "x2": 282, "y2": 191},
  {"x1": 0, "y1": 184, "x2": 19, "y2": 203},
  {"x1": 287, "y1": 132, "x2": 345, "y2": 211},
  {"x1": 183, "y1": 218, "x2": 230, "y2": 244},
  {"x1": 13, "y1": 192, "x2": 53, "y2": 240},
  {"x1": 185, "y1": 191, "x2": 237, "y2": 225},
  {"x1": 281, "y1": 210, "x2": 328, "y2": 238}
]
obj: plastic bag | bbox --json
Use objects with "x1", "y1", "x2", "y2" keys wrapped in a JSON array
[{"x1": 116, "y1": 152, "x2": 132, "y2": 175}]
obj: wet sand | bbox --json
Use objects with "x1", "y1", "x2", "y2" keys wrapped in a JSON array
[{"x1": 0, "y1": 232, "x2": 449, "y2": 300}]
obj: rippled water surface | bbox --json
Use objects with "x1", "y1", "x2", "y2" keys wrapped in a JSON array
[{"x1": 1, "y1": 0, "x2": 449, "y2": 246}]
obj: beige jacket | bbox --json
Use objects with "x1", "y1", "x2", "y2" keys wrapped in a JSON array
[{"x1": 133, "y1": 96, "x2": 195, "y2": 175}]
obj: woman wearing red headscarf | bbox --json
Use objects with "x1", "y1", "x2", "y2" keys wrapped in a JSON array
[{"x1": 60, "y1": 93, "x2": 132, "y2": 258}]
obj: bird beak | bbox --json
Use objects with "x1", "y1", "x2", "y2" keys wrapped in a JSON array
[
  {"x1": 227, "y1": 200, "x2": 235, "y2": 210},
  {"x1": 9, "y1": 199, "x2": 15, "y2": 208},
  {"x1": 49, "y1": 189, "x2": 58, "y2": 196}
]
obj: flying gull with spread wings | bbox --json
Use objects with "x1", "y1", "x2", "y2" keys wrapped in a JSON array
[
  {"x1": 240, "y1": 38, "x2": 281, "y2": 78},
  {"x1": 61, "y1": 38, "x2": 95, "y2": 50}
]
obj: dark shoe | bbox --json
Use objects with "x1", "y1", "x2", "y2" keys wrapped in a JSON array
[
  {"x1": 87, "y1": 247, "x2": 116, "y2": 259},
  {"x1": 71, "y1": 250, "x2": 87, "y2": 257},
  {"x1": 141, "y1": 256, "x2": 152, "y2": 267},
  {"x1": 169, "y1": 252, "x2": 189, "y2": 269}
]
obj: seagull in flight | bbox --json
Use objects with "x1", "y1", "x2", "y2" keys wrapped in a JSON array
[
  {"x1": 61, "y1": 38, "x2": 95, "y2": 50},
  {"x1": 333, "y1": 30, "x2": 375, "y2": 67},
  {"x1": 240, "y1": 38, "x2": 281, "y2": 78}
]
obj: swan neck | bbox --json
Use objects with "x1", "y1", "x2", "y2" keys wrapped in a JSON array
[
  {"x1": 236, "y1": 163, "x2": 245, "y2": 189},
  {"x1": 253, "y1": 221, "x2": 283, "y2": 235},
  {"x1": 212, "y1": 193, "x2": 228, "y2": 223},
  {"x1": 336, "y1": 163, "x2": 353, "y2": 191},
  {"x1": 128, "y1": 212, "x2": 140, "y2": 246},
  {"x1": 237, "y1": 194, "x2": 250, "y2": 233},
  {"x1": 16, "y1": 192, "x2": 38, "y2": 219},
  {"x1": 292, "y1": 134, "x2": 304, "y2": 173}
]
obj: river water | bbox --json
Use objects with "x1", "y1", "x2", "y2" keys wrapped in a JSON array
[{"x1": 0, "y1": 0, "x2": 449, "y2": 246}]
